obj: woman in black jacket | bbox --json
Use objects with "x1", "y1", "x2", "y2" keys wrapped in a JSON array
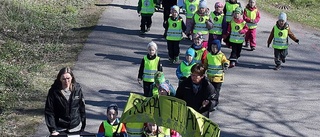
[
  {"x1": 45, "y1": 67, "x2": 86, "y2": 136},
  {"x1": 175, "y1": 63, "x2": 218, "y2": 118}
]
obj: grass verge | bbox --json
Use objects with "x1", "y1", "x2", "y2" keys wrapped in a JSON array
[{"x1": 0, "y1": 0, "x2": 110, "y2": 136}]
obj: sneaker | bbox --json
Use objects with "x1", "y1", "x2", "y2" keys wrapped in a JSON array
[
  {"x1": 244, "y1": 42, "x2": 249, "y2": 47},
  {"x1": 146, "y1": 27, "x2": 150, "y2": 32},
  {"x1": 274, "y1": 64, "x2": 281, "y2": 70},
  {"x1": 281, "y1": 58, "x2": 286, "y2": 63},
  {"x1": 251, "y1": 46, "x2": 256, "y2": 51},
  {"x1": 229, "y1": 62, "x2": 236, "y2": 68},
  {"x1": 173, "y1": 57, "x2": 180, "y2": 64},
  {"x1": 140, "y1": 30, "x2": 146, "y2": 35},
  {"x1": 168, "y1": 58, "x2": 174, "y2": 63}
]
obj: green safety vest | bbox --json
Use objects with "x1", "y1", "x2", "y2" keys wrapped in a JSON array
[
  {"x1": 185, "y1": 0, "x2": 199, "y2": 18},
  {"x1": 194, "y1": 48, "x2": 206, "y2": 63},
  {"x1": 143, "y1": 56, "x2": 160, "y2": 82},
  {"x1": 166, "y1": 18, "x2": 183, "y2": 41},
  {"x1": 126, "y1": 123, "x2": 144, "y2": 137},
  {"x1": 152, "y1": 86, "x2": 159, "y2": 96},
  {"x1": 272, "y1": 25, "x2": 289, "y2": 49},
  {"x1": 245, "y1": 8, "x2": 258, "y2": 29},
  {"x1": 193, "y1": 14, "x2": 209, "y2": 35},
  {"x1": 229, "y1": 20, "x2": 246, "y2": 43},
  {"x1": 225, "y1": 2, "x2": 239, "y2": 22},
  {"x1": 141, "y1": 0, "x2": 155, "y2": 14},
  {"x1": 180, "y1": 62, "x2": 196, "y2": 77},
  {"x1": 209, "y1": 13, "x2": 224, "y2": 35},
  {"x1": 103, "y1": 121, "x2": 123, "y2": 137},
  {"x1": 206, "y1": 53, "x2": 224, "y2": 78}
]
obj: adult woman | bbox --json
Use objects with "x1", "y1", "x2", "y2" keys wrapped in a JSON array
[{"x1": 45, "y1": 67, "x2": 86, "y2": 136}]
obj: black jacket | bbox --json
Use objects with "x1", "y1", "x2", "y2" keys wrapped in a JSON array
[
  {"x1": 175, "y1": 77, "x2": 217, "y2": 117},
  {"x1": 45, "y1": 82, "x2": 86, "y2": 133}
]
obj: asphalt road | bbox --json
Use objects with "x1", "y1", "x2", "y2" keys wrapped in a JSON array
[{"x1": 33, "y1": 0, "x2": 320, "y2": 136}]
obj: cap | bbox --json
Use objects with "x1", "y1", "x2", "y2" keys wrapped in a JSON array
[
  {"x1": 154, "y1": 71, "x2": 165, "y2": 84},
  {"x1": 159, "y1": 83, "x2": 170, "y2": 95},
  {"x1": 171, "y1": 5, "x2": 180, "y2": 14},
  {"x1": 107, "y1": 104, "x2": 118, "y2": 114},
  {"x1": 186, "y1": 48, "x2": 195, "y2": 58},
  {"x1": 199, "y1": 1, "x2": 207, "y2": 8},
  {"x1": 278, "y1": 12, "x2": 287, "y2": 22}
]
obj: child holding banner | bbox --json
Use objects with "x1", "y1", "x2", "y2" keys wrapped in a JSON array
[{"x1": 138, "y1": 41, "x2": 163, "y2": 97}]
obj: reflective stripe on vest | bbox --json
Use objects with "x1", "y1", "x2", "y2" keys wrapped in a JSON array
[
  {"x1": 185, "y1": 0, "x2": 199, "y2": 18},
  {"x1": 193, "y1": 14, "x2": 209, "y2": 34},
  {"x1": 143, "y1": 56, "x2": 160, "y2": 82},
  {"x1": 141, "y1": 0, "x2": 155, "y2": 14},
  {"x1": 166, "y1": 18, "x2": 183, "y2": 41},
  {"x1": 194, "y1": 48, "x2": 206, "y2": 63},
  {"x1": 245, "y1": 8, "x2": 258, "y2": 29},
  {"x1": 209, "y1": 13, "x2": 224, "y2": 35},
  {"x1": 126, "y1": 123, "x2": 144, "y2": 137},
  {"x1": 180, "y1": 62, "x2": 196, "y2": 77},
  {"x1": 225, "y1": 2, "x2": 239, "y2": 22},
  {"x1": 272, "y1": 25, "x2": 289, "y2": 49},
  {"x1": 206, "y1": 53, "x2": 223, "y2": 77},
  {"x1": 229, "y1": 20, "x2": 246, "y2": 43},
  {"x1": 103, "y1": 121, "x2": 122, "y2": 137}
]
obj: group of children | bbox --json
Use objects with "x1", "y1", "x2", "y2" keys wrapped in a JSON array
[{"x1": 95, "y1": 0, "x2": 301, "y2": 136}]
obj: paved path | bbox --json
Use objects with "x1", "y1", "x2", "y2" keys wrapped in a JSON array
[{"x1": 34, "y1": 0, "x2": 320, "y2": 136}]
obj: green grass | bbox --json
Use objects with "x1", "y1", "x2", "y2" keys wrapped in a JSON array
[
  {"x1": 257, "y1": 0, "x2": 320, "y2": 30},
  {"x1": 0, "y1": 0, "x2": 107, "y2": 136}
]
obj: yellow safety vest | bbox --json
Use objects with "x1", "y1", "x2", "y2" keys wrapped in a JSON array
[
  {"x1": 141, "y1": 0, "x2": 155, "y2": 14},
  {"x1": 206, "y1": 53, "x2": 224, "y2": 82},
  {"x1": 103, "y1": 121, "x2": 123, "y2": 137},
  {"x1": 143, "y1": 56, "x2": 160, "y2": 82},
  {"x1": 185, "y1": 0, "x2": 199, "y2": 18},
  {"x1": 194, "y1": 48, "x2": 206, "y2": 63},
  {"x1": 180, "y1": 62, "x2": 196, "y2": 77},
  {"x1": 272, "y1": 25, "x2": 289, "y2": 49},
  {"x1": 229, "y1": 20, "x2": 246, "y2": 43},
  {"x1": 166, "y1": 18, "x2": 183, "y2": 41},
  {"x1": 209, "y1": 13, "x2": 224, "y2": 35},
  {"x1": 225, "y1": 2, "x2": 239, "y2": 22},
  {"x1": 245, "y1": 8, "x2": 258, "y2": 29},
  {"x1": 126, "y1": 123, "x2": 144, "y2": 137},
  {"x1": 193, "y1": 14, "x2": 209, "y2": 35}
]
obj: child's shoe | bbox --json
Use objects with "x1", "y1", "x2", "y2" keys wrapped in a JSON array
[
  {"x1": 251, "y1": 46, "x2": 256, "y2": 51},
  {"x1": 274, "y1": 64, "x2": 281, "y2": 70},
  {"x1": 281, "y1": 58, "x2": 286, "y2": 63},
  {"x1": 229, "y1": 62, "x2": 236, "y2": 68},
  {"x1": 173, "y1": 57, "x2": 180, "y2": 64},
  {"x1": 168, "y1": 58, "x2": 174, "y2": 63},
  {"x1": 146, "y1": 27, "x2": 150, "y2": 32},
  {"x1": 244, "y1": 42, "x2": 249, "y2": 47}
]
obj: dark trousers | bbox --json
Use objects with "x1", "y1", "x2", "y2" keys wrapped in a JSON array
[
  {"x1": 274, "y1": 48, "x2": 288, "y2": 65},
  {"x1": 143, "y1": 81, "x2": 153, "y2": 97},
  {"x1": 229, "y1": 42, "x2": 243, "y2": 62},
  {"x1": 140, "y1": 15, "x2": 152, "y2": 32},
  {"x1": 167, "y1": 40, "x2": 180, "y2": 59},
  {"x1": 210, "y1": 82, "x2": 222, "y2": 105}
]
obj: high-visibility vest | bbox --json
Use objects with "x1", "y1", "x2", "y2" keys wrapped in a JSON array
[
  {"x1": 146, "y1": 126, "x2": 171, "y2": 137},
  {"x1": 103, "y1": 121, "x2": 123, "y2": 137},
  {"x1": 143, "y1": 56, "x2": 160, "y2": 82},
  {"x1": 194, "y1": 48, "x2": 206, "y2": 63},
  {"x1": 272, "y1": 25, "x2": 289, "y2": 49},
  {"x1": 206, "y1": 53, "x2": 224, "y2": 78},
  {"x1": 180, "y1": 62, "x2": 196, "y2": 77},
  {"x1": 209, "y1": 13, "x2": 224, "y2": 35},
  {"x1": 193, "y1": 14, "x2": 209, "y2": 35},
  {"x1": 225, "y1": 2, "x2": 239, "y2": 22},
  {"x1": 245, "y1": 8, "x2": 258, "y2": 29},
  {"x1": 166, "y1": 18, "x2": 183, "y2": 41},
  {"x1": 126, "y1": 123, "x2": 144, "y2": 137},
  {"x1": 185, "y1": 0, "x2": 199, "y2": 18},
  {"x1": 229, "y1": 20, "x2": 246, "y2": 43},
  {"x1": 141, "y1": 0, "x2": 155, "y2": 14}
]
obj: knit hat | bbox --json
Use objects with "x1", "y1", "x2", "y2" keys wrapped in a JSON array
[
  {"x1": 107, "y1": 104, "x2": 118, "y2": 114},
  {"x1": 186, "y1": 48, "x2": 196, "y2": 58},
  {"x1": 171, "y1": 5, "x2": 180, "y2": 14},
  {"x1": 147, "y1": 41, "x2": 158, "y2": 50},
  {"x1": 192, "y1": 32, "x2": 203, "y2": 39},
  {"x1": 215, "y1": 2, "x2": 223, "y2": 8},
  {"x1": 234, "y1": 7, "x2": 243, "y2": 14},
  {"x1": 159, "y1": 83, "x2": 170, "y2": 95},
  {"x1": 278, "y1": 12, "x2": 287, "y2": 22},
  {"x1": 211, "y1": 40, "x2": 221, "y2": 53},
  {"x1": 154, "y1": 71, "x2": 165, "y2": 85},
  {"x1": 199, "y1": 1, "x2": 207, "y2": 8}
]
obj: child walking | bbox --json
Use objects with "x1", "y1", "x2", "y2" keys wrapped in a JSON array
[
  {"x1": 138, "y1": 41, "x2": 163, "y2": 97},
  {"x1": 243, "y1": 0, "x2": 260, "y2": 51},
  {"x1": 267, "y1": 12, "x2": 299, "y2": 70},
  {"x1": 164, "y1": 5, "x2": 187, "y2": 64},
  {"x1": 176, "y1": 48, "x2": 196, "y2": 84},
  {"x1": 184, "y1": 0, "x2": 200, "y2": 39},
  {"x1": 204, "y1": 40, "x2": 229, "y2": 108},
  {"x1": 223, "y1": 0, "x2": 241, "y2": 48},
  {"x1": 97, "y1": 104, "x2": 127, "y2": 137},
  {"x1": 190, "y1": 32, "x2": 208, "y2": 64},
  {"x1": 225, "y1": 7, "x2": 248, "y2": 68},
  {"x1": 208, "y1": 2, "x2": 227, "y2": 51},
  {"x1": 137, "y1": 0, "x2": 156, "y2": 34}
]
